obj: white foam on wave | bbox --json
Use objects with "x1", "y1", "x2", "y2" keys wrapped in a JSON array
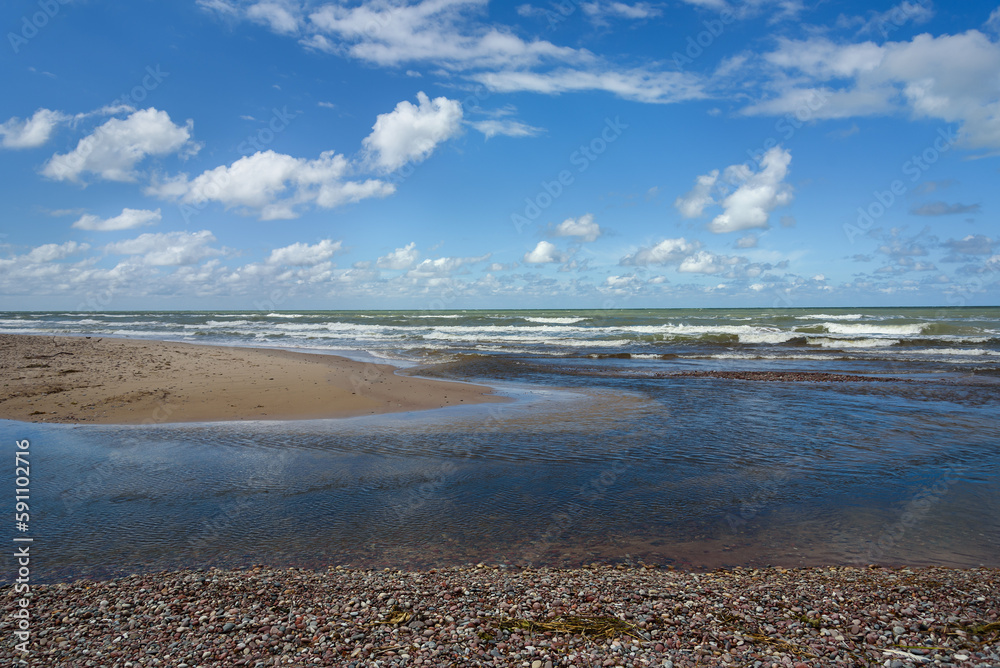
[
  {"x1": 738, "y1": 331, "x2": 804, "y2": 344},
  {"x1": 811, "y1": 338, "x2": 899, "y2": 348},
  {"x1": 797, "y1": 313, "x2": 864, "y2": 321},
  {"x1": 524, "y1": 317, "x2": 587, "y2": 324},
  {"x1": 907, "y1": 348, "x2": 999, "y2": 356},
  {"x1": 823, "y1": 322, "x2": 925, "y2": 336},
  {"x1": 266, "y1": 313, "x2": 303, "y2": 319},
  {"x1": 705, "y1": 352, "x2": 834, "y2": 361}
]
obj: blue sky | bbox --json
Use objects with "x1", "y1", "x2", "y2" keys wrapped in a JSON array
[{"x1": 1, "y1": 0, "x2": 998, "y2": 309}]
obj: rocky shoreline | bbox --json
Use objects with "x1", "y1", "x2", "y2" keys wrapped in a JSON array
[{"x1": 4, "y1": 564, "x2": 998, "y2": 667}]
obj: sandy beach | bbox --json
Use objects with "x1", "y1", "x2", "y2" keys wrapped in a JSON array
[{"x1": 0, "y1": 334, "x2": 504, "y2": 424}]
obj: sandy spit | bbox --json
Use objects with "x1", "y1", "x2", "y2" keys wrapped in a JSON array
[{"x1": 0, "y1": 334, "x2": 504, "y2": 424}]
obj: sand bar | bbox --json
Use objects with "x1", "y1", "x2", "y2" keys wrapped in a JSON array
[{"x1": 0, "y1": 334, "x2": 504, "y2": 424}]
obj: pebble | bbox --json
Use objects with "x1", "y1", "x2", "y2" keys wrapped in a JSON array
[{"x1": 2, "y1": 564, "x2": 997, "y2": 668}]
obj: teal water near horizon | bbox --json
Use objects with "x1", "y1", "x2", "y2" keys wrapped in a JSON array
[{"x1": 2, "y1": 307, "x2": 999, "y2": 581}]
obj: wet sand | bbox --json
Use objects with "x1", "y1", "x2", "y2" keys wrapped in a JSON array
[{"x1": 0, "y1": 334, "x2": 504, "y2": 424}]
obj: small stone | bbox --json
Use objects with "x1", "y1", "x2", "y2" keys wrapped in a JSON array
[
  {"x1": 222, "y1": 623, "x2": 235, "y2": 632},
  {"x1": 532, "y1": 661, "x2": 542, "y2": 668},
  {"x1": 892, "y1": 626, "x2": 905, "y2": 636},
  {"x1": 953, "y1": 654, "x2": 969, "y2": 661}
]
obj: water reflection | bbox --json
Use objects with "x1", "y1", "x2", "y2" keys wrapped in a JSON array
[{"x1": 3, "y1": 378, "x2": 999, "y2": 583}]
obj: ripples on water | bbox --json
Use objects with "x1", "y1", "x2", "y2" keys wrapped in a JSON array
[{"x1": 3, "y1": 367, "x2": 999, "y2": 582}]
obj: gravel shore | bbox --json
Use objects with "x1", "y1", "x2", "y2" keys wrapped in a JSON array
[{"x1": 4, "y1": 564, "x2": 998, "y2": 667}]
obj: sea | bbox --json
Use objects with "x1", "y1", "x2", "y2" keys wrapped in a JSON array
[{"x1": 1, "y1": 307, "x2": 998, "y2": 582}]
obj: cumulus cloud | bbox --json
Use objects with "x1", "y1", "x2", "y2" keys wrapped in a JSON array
[
  {"x1": 708, "y1": 147, "x2": 793, "y2": 233},
  {"x1": 72, "y1": 208, "x2": 162, "y2": 231},
  {"x1": 363, "y1": 92, "x2": 463, "y2": 171},
  {"x1": 553, "y1": 214, "x2": 601, "y2": 242},
  {"x1": 741, "y1": 31, "x2": 1000, "y2": 151},
  {"x1": 941, "y1": 234, "x2": 996, "y2": 256},
  {"x1": 104, "y1": 230, "x2": 222, "y2": 266},
  {"x1": 523, "y1": 240, "x2": 564, "y2": 264},
  {"x1": 246, "y1": 1, "x2": 300, "y2": 34},
  {"x1": 23, "y1": 241, "x2": 90, "y2": 263},
  {"x1": 736, "y1": 234, "x2": 759, "y2": 248},
  {"x1": 406, "y1": 253, "x2": 491, "y2": 278},
  {"x1": 674, "y1": 170, "x2": 719, "y2": 218},
  {"x1": 42, "y1": 108, "x2": 198, "y2": 183},
  {"x1": 0, "y1": 109, "x2": 68, "y2": 149},
  {"x1": 676, "y1": 149, "x2": 793, "y2": 233},
  {"x1": 267, "y1": 239, "x2": 342, "y2": 266},
  {"x1": 677, "y1": 250, "x2": 746, "y2": 274},
  {"x1": 377, "y1": 242, "x2": 420, "y2": 270},
  {"x1": 619, "y1": 238, "x2": 700, "y2": 266},
  {"x1": 147, "y1": 149, "x2": 394, "y2": 220}
]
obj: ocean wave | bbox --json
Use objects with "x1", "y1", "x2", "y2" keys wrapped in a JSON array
[
  {"x1": 822, "y1": 323, "x2": 926, "y2": 336},
  {"x1": 523, "y1": 317, "x2": 588, "y2": 324},
  {"x1": 906, "y1": 348, "x2": 999, "y2": 357},
  {"x1": 796, "y1": 313, "x2": 864, "y2": 321},
  {"x1": 811, "y1": 338, "x2": 900, "y2": 348}
]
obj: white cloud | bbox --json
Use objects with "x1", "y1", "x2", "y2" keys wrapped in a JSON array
[
  {"x1": 147, "y1": 149, "x2": 395, "y2": 220},
  {"x1": 104, "y1": 230, "x2": 221, "y2": 266},
  {"x1": 246, "y1": 2, "x2": 300, "y2": 34},
  {"x1": 474, "y1": 68, "x2": 705, "y2": 104},
  {"x1": 582, "y1": 2, "x2": 661, "y2": 24},
  {"x1": 363, "y1": 92, "x2": 463, "y2": 171},
  {"x1": 406, "y1": 253, "x2": 491, "y2": 278},
  {"x1": 267, "y1": 239, "x2": 342, "y2": 266},
  {"x1": 554, "y1": 214, "x2": 601, "y2": 242},
  {"x1": 736, "y1": 234, "x2": 759, "y2": 248},
  {"x1": 470, "y1": 119, "x2": 543, "y2": 139},
  {"x1": 742, "y1": 30, "x2": 1000, "y2": 151},
  {"x1": 377, "y1": 242, "x2": 420, "y2": 270},
  {"x1": 197, "y1": 0, "x2": 239, "y2": 16},
  {"x1": 988, "y1": 7, "x2": 1000, "y2": 35},
  {"x1": 708, "y1": 147, "x2": 793, "y2": 233},
  {"x1": 841, "y1": 2, "x2": 934, "y2": 37},
  {"x1": 675, "y1": 170, "x2": 719, "y2": 218},
  {"x1": 305, "y1": 0, "x2": 582, "y2": 70},
  {"x1": 0, "y1": 109, "x2": 68, "y2": 149},
  {"x1": 72, "y1": 208, "x2": 162, "y2": 231},
  {"x1": 677, "y1": 250, "x2": 744, "y2": 274},
  {"x1": 677, "y1": 0, "x2": 803, "y2": 20},
  {"x1": 23, "y1": 241, "x2": 90, "y2": 263},
  {"x1": 207, "y1": 0, "x2": 705, "y2": 106},
  {"x1": 42, "y1": 108, "x2": 197, "y2": 183},
  {"x1": 523, "y1": 240, "x2": 563, "y2": 264},
  {"x1": 619, "y1": 238, "x2": 701, "y2": 266}
]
